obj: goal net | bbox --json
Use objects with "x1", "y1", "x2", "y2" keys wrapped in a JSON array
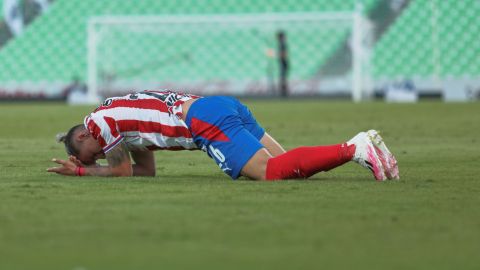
[{"x1": 87, "y1": 11, "x2": 372, "y2": 102}]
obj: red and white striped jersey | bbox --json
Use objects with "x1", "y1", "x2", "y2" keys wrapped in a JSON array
[{"x1": 83, "y1": 90, "x2": 201, "y2": 153}]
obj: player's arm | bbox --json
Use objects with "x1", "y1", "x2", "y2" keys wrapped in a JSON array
[
  {"x1": 83, "y1": 142, "x2": 132, "y2": 176},
  {"x1": 131, "y1": 150, "x2": 156, "y2": 176},
  {"x1": 48, "y1": 142, "x2": 133, "y2": 177},
  {"x1": 68, "y1": 150, "x2": 154, "y2": 176},
  {"x1": 99, "y1": 142, "x2": 133, "y2": 176}
]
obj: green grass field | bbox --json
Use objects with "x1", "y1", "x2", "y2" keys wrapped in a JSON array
[{"x1": 1, "y1": 100, "x2": 479, "y2": 270}]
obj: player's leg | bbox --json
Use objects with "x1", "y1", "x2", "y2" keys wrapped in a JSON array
[
  {"x1": 241, "y1": 142, "x2": 356, "y2": 180},
  {"x1": 234, "y1": 99, "x2": 286, "y2": 157},
  {"x1": 186, "y1": 96, "x2": 396, "y2": 181},
  {"x1": 231, "y1": 97, "x2": 363, "y2": 179},
  {"x1": 260, "y1": 133, "x2": 286, "y2": 157},
  {"x1": 241, "y1": 131, "x2": 397, "y2": 181},
  {"x1": 239, "y1": 148, "x2": 271, "y2": 180}
]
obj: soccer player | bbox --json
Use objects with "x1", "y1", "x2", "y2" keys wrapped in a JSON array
[{"x1": 47, "y1": 90, "x2": 399, "y2": 181}]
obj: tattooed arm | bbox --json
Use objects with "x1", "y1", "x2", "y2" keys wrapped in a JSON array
[
  {"x1": 48, "y1": 142, "x2": 133, "y2": 177},
  {"x1": 90, "y1": 142, "x2": 132, "y2": 176},
  {"x1": 79, "y1": 142, "x2": 132, "y2": 176}
]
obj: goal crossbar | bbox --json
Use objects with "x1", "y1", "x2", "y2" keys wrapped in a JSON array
[{"x1": 87, "y1": 10, "x2": 370, "y2": 102}]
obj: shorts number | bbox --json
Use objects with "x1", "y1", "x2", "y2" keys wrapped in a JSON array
[
  {"x1": 209, "y1": 145, "x2": 225, "y2": 162},
  {"x1": 208, "y1": 145, "x2": 231, "y2": 173}
]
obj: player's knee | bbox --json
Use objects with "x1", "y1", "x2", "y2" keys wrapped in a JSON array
[{"x1": 241, "y1": 148, "x2": 271, "y2": 180}]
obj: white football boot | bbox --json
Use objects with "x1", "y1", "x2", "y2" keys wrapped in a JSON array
[
  {"x1": 347, "y1": 131, "x2": 387, "y2": 181},
  {"x1": 367, "y1": 130, "x2": 400, "y2": 180}
]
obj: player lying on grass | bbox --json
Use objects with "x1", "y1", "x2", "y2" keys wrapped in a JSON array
[{"x1": 48, "y1": 90, "x2": 399, "y2": 181}]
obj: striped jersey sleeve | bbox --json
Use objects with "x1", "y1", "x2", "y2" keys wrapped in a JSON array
[{"x1": 84, "y1": 113, "x2": 123, "y2": 153}]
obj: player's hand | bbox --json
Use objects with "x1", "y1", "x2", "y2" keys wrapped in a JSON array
[
  {"x1": 47, "y1": 158, "x2": 77, "y2": 176},
  {"x1": 68, "y1": 155, "x2": 87, "y2": 167}
]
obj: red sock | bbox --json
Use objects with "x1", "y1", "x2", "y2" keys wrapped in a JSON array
[{"x1": 265, "y1": 143, "x2": 355, "y2": 180}]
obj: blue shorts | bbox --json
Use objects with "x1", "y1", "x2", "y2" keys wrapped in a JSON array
[{"x1": 185, "y1": 96, "x2": 265, "y2": 179}]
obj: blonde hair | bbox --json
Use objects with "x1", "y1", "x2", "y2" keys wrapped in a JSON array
[{"x1": 55, "y1": 132, "x2": 67, "y2": 143}]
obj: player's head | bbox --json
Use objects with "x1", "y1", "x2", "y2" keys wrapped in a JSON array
[{"x1": 57, "y1": 124, "x2": 105, "y2": 165}]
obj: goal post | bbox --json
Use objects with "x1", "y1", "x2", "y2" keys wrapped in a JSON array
[{"x1": 86, "y1": 10, "x2": 372, "y2": 102}]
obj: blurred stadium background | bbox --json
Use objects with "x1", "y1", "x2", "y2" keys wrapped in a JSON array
[
  {"x1": 0, "y1": 0, "x2": 478, "y2": 102},
  {"x1": 1, "y1": 1, "x2": 480, "y2": 269}
]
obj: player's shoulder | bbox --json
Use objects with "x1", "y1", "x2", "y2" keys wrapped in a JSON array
[{"x1": 91, "y1": 94, "x2": 129, "y2": 113}]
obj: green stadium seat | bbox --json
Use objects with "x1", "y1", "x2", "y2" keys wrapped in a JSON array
[
  {"x1": 0, "y1": 0, "x2": 382, "y2": 84},
  {"x1": 373, "y1": 0, "x2": 480, "y2": 79}
]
